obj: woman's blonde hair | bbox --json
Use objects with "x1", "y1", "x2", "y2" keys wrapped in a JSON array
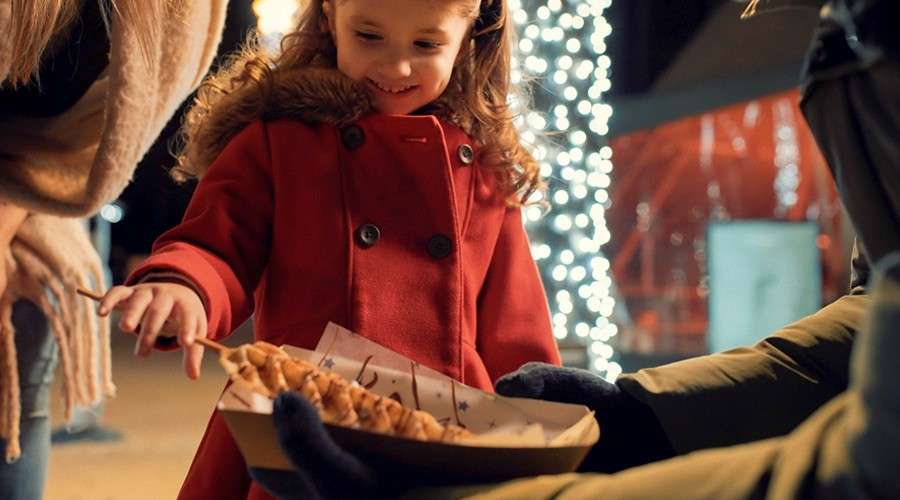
[
  {"x1": 179, "y1": 0, "x2": 545, "y2": 206},
  {"x1": 5, "y1": 0, "x2": 164, "y2": 87}
]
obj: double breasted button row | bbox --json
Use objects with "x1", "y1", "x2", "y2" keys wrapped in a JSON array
[{"x1": 354, "y1": 224, "x2": 452, "y2": 259}]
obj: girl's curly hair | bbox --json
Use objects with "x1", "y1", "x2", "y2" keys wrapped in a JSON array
[{"x1": 176, "y1": 0, "x2": 545, "y2": 206}]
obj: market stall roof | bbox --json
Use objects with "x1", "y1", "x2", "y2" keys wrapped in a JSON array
[{"x1": 609, "y1": 1, "x2": 821, "y2": 137}]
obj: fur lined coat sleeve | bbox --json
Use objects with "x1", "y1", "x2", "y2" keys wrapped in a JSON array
[{"x1": 129, "y1": 121, "x2": 274, "y2": 342}]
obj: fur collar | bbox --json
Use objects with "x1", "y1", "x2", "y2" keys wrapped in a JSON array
[
  {"x1": 183, "y1": 66, "x2": 376, "y2": 178},
  {"x1": 182, "y1": 64, "x2": 466, "y2": 178}
]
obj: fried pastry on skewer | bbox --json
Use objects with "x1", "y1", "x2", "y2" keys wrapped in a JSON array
[
  {"x1": 259, "y1": 355, "x2": 289, "y2": 394},
  {"x1": 349, "y1": 386, "x2": 393, "y2": 434},
  {"x1": 319, "y1": 375, "x2": 359, "y2": 426},
  {"x1": 237, "y1": 363, "x2": 270, "y2": 397},
  {"x1": 218, "y1": 341, "x2": 473, "y2": 444},
  {"x1": 281, "y1": 358, "x2": 324, "y2": 410}
]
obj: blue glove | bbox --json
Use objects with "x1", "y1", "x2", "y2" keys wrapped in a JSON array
[
  {"x1": 495, "y1": 362, "x2": 675, "y2": 472},
  {"x1": 249, "y1": 392, "x2": 378, "y2": 500}
]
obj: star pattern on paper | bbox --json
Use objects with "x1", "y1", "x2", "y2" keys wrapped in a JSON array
[
  {"x1": 322, "y1": 358, "x2": 335, "y2": 369},
  {"x1": 488, "y1": 419, "x2": 497, "y2": 429},
  {"x1": 458, "y1": 401, "x2": 470, "y2": 412},
  {"x1": 436, "y1": 392, "x2": 443, "y2": 399}
]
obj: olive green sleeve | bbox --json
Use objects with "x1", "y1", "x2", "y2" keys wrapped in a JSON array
[
  {"x1": 616, "y1": 293, "x2": 868, "y2": 454},
  {"x1": 444, "y1": 395, "x2": 853, "y2": 500},
  {"x1": 432, "y1": 270, "x2": 899, "y2": 500}
]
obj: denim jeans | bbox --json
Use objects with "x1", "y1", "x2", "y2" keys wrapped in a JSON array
[{"x1": 0, "y1": 300, "x2": 59, "y2": 500}]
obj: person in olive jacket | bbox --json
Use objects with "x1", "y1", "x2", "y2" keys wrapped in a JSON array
[
  {"x1": 453, "y1": 0, "x2": 900, "y2": 498},
  {"x1": 251, "y1": 1, "x2": 900, "y2": 498}
]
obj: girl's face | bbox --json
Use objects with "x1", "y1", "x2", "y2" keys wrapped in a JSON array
[{"x1": 324, "y1": 0, "x2": 475, "y2": 115}]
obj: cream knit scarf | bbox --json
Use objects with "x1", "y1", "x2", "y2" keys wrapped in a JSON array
[
  {"x1": 0, "y1": 0, "x2": 227, "y2": 462},
  {"x1": 0, "y1": 215, "x2": 112, "y2": 463}
]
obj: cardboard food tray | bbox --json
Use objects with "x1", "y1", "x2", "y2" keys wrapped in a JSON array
[{"x1": 218, "y1": 323, "x2": 599, "y2": 483}]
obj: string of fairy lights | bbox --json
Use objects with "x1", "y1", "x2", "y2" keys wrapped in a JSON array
[
  {"x1": 511, "y1": 0, "x2": 619, "y2": 380},
  {"x1": 253, "y1": 0, "x2": 620, "y2": 380}
]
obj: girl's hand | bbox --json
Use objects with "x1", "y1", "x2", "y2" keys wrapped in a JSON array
[{"x1": 98, "y1": 283, "x2": 208, "y2": 380}]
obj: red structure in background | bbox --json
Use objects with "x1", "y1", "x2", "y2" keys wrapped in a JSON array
[{"x1": 607, "y1": 90, "x2": 847, "y2": 356}]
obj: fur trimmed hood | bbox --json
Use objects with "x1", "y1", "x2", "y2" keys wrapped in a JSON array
[{"x1": 181, "y1": 65, "x2": 376, "y2": 179}]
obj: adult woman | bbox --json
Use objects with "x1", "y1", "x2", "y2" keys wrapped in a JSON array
[{"x1": 0, "y1": 1, "x2": 226, "y2": 497}]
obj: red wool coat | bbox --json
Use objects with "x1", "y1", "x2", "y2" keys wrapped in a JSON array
[{"x1": 129, "y1": 110, "x2": 560, "y2": 498}]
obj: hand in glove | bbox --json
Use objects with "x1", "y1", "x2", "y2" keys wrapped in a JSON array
[
  {"x1": 249, "y1": 392, "x2": 378, "y2": 500},
  {"x1": 495, "y1": 362, "x2": 675, "y2": 472}
]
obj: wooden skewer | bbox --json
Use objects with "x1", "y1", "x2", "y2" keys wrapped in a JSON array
[
  {"x1": 188, "y1": 337, "x2": 227, "y2": 353},
  {"x1": 75, "y1": 287, "x2": 104, "y2": 301},
  {"x1": 76, "y1": 287, "x2": 228, "y2": 354}
]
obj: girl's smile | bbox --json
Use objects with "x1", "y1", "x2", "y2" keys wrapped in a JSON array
[
  {"x1": 366, "y1": 77, "x2": 419, "y2": 96},
  {"x1": 324, "y1": 0, "x2": 475, "y2": 115}
]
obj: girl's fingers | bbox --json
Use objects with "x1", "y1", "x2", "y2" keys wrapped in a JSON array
[
  {"x1": 135, "y1": 295, "x2": 174, "y2": 356},
  {"x1": 183, "y1": 344, "x2": 205, "y2": 380},
  {"x1": 173, "y1": 302, "x2": 197, "y2": 347},
  {"x1": 196, "y1": 313, "x2": 208, "y2": 344},
  {"x1": 105, "y1": 282, "x2": 208, "y2": 379},
  {"x1": 98, "y1": 286, "x2": 135, "y2": 316},
  {"x1": 184, "y1": 313, "x2": 209, "y2": 379},
  {"x1": 118, "y1": 288, "x2": 154, "y2": 333}
]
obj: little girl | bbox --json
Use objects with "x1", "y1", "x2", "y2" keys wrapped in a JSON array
[{"x1": 99, "y1": 0, "x2": 561, "y2": 498}]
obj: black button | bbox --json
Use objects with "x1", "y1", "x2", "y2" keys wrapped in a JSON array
[
  {"x1": 457, "y1": 144, "x2": 474, "y2": 165},
  {"x1": 356, "y1": 224, "x2": 381, "y2": 248},
  {"x1": 426, "y1": 234, "x2": 453, "y2": 259},
  {"x1": 341, "y1": 125, "x2": 365, "y2": 150}
]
